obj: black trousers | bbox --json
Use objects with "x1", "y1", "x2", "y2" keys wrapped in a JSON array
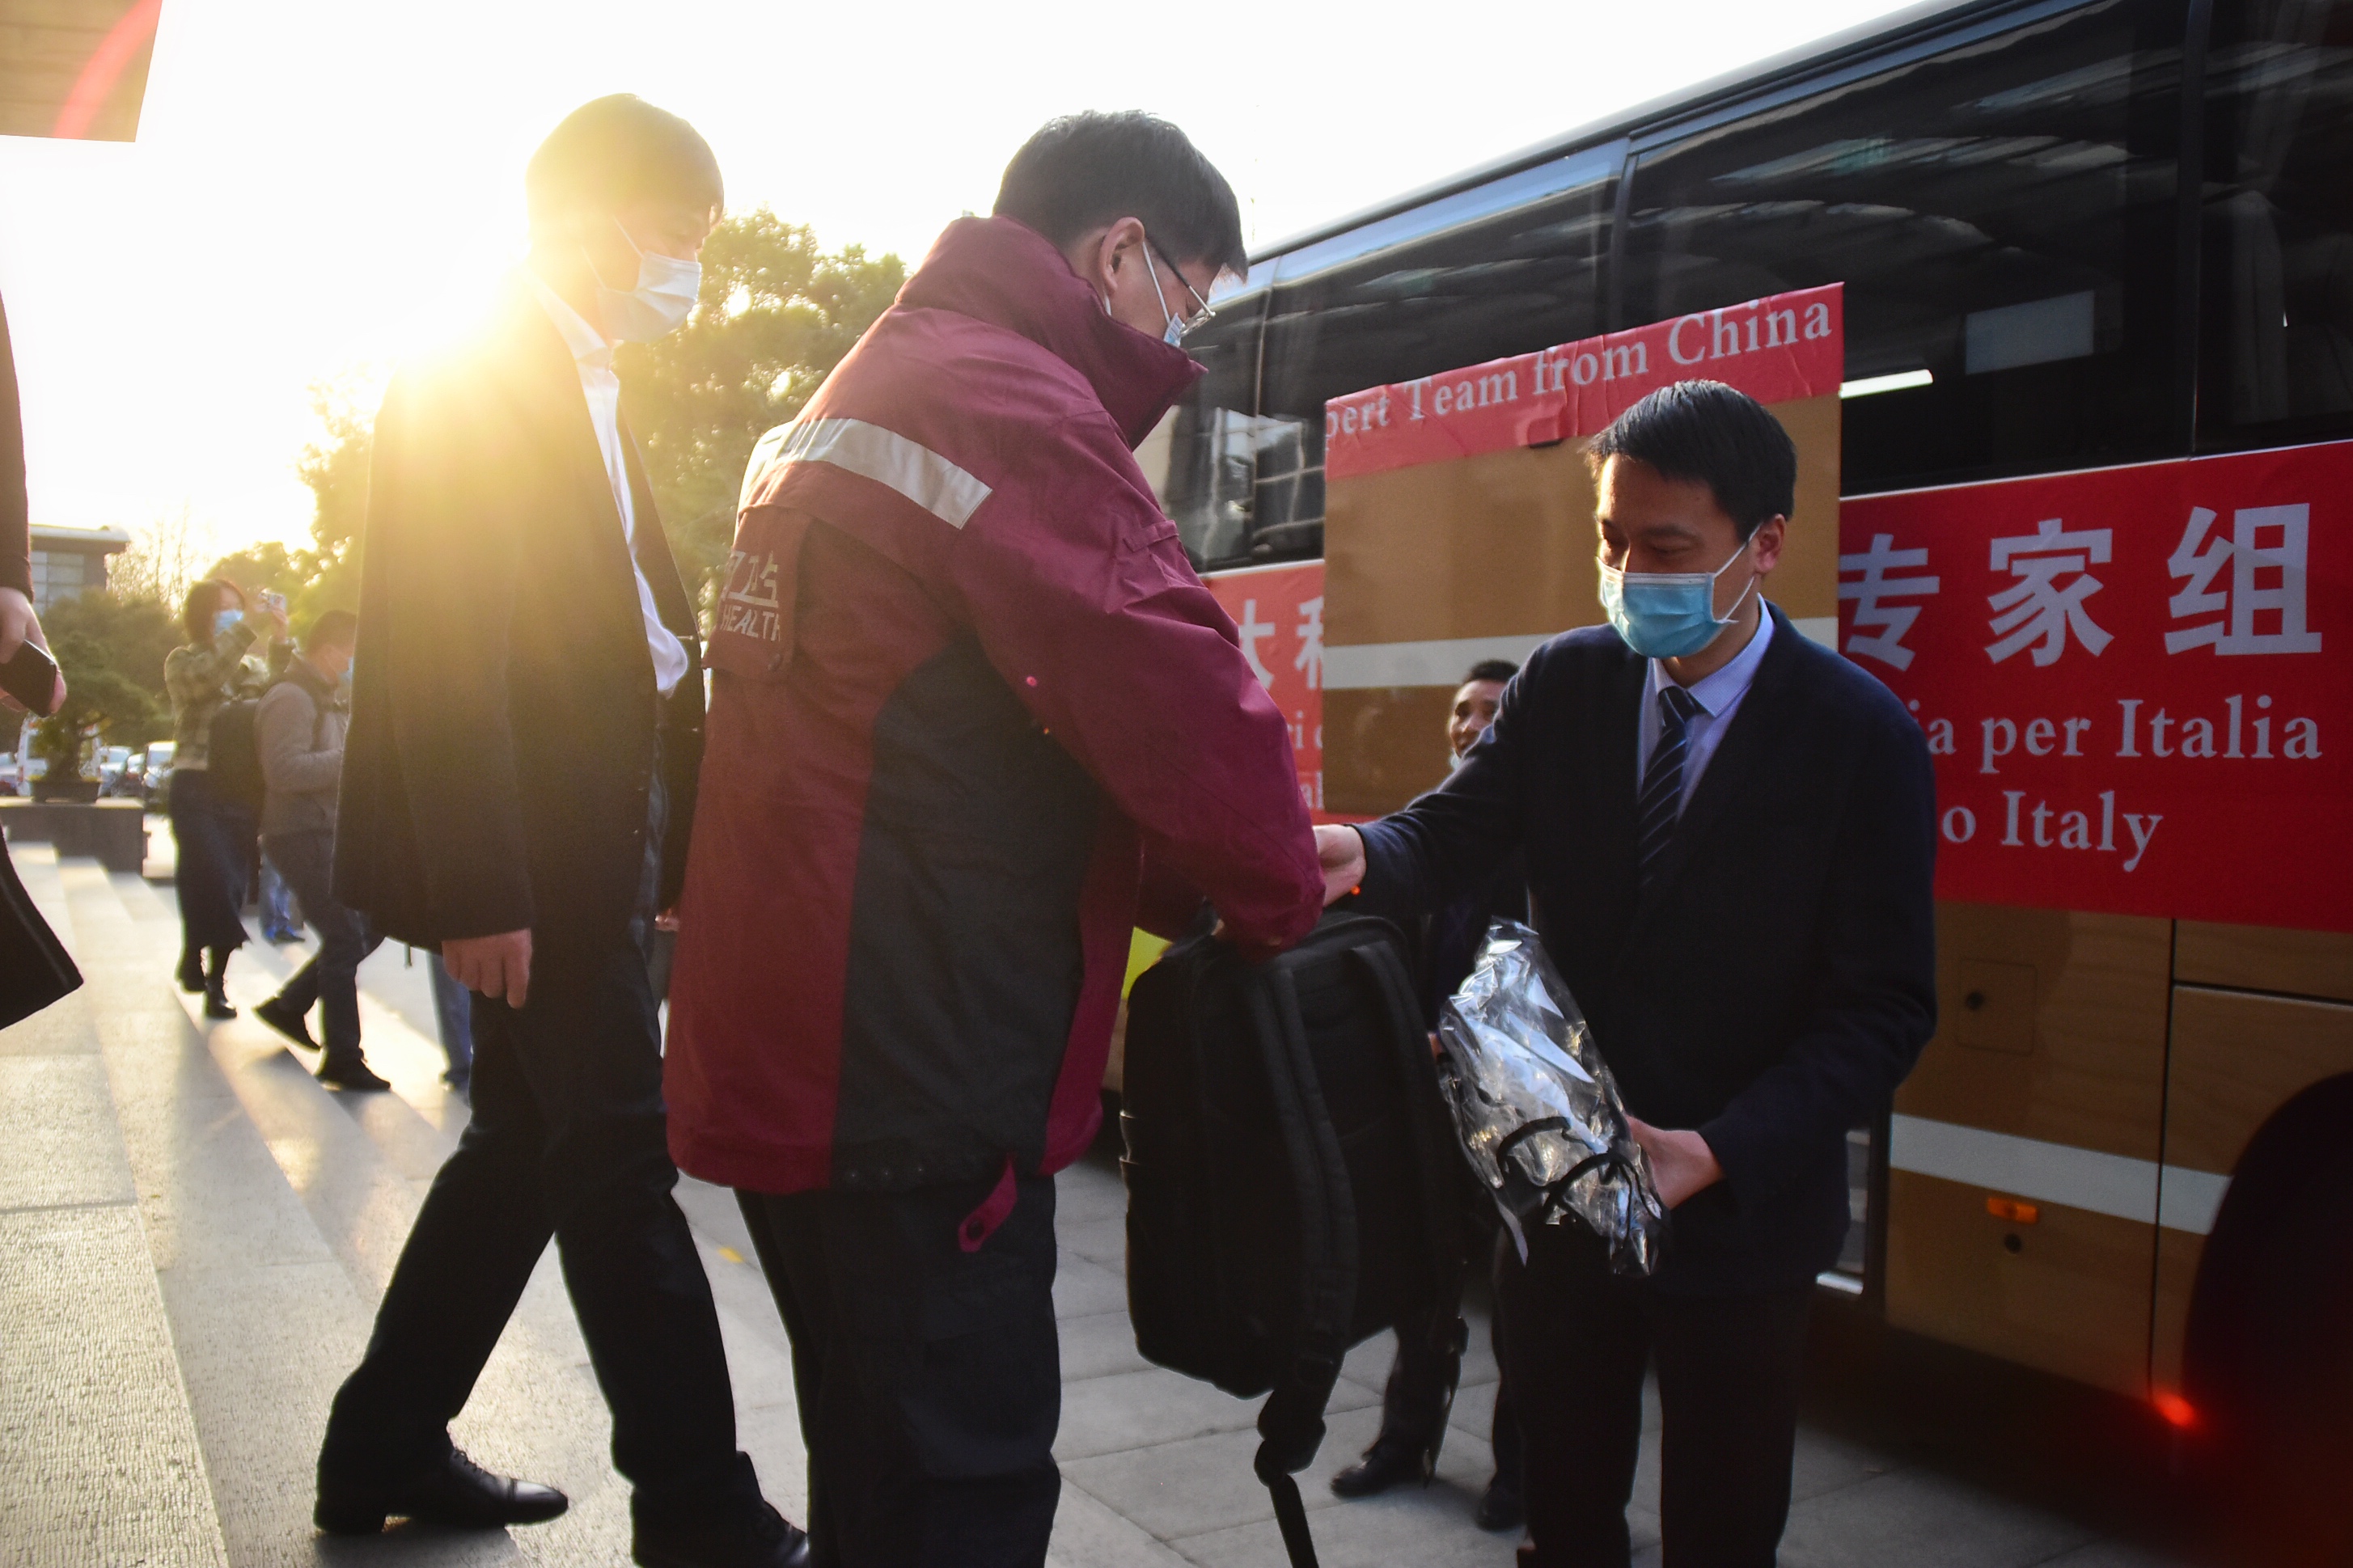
[
  {"x1": 1500, "y1": 1222, "x2": 1813, "y2": 1568},
  {"x1": 737, "y1": 1172, "x2": 1062, "y2": 1568},
  {"x1": 320, "y1": 759, "x2": 762, "y2": 1528},
  {"x1": 1373, "y1": 1226, "x2": 1523, "y2": 1484},
  {"x1": 167, "y1": 767, "x2": 252, "y2": 955},
  {"x1": 263, "y1": 829, "x2": 382, "y2": 1065}
]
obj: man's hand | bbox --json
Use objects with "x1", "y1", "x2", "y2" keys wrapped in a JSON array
[
  {"x1": 0, "y1": 587, "x2": 61, "y2": 715},
  {"x1": 1625, "y1": 1115, "x2": 1724, "y2": 1209},
  {"x1": 444, "y1": 929, "x2": 533, "y2": 1008},
  {"x1": 1314, "y1": 824, "x2": 1365, "y2": 907}
]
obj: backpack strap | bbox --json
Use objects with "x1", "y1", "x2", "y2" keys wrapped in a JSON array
[
  {"x1": 1243, "y1": 960, "x2": 1359, "y2": 1568},
  {"x1": 1346, "y1": 938, "x2": 1470, "y2": 1480}
]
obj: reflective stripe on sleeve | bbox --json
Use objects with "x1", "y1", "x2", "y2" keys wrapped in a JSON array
[{"x1": 742, "y1": 416, "x2": 992, "y2": 530}]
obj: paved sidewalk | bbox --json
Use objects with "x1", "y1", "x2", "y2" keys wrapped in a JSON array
[{"x1": 0, "y1": 842, "x2": 2217, "y2": 1566}]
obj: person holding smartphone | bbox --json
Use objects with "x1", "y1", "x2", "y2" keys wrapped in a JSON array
[{"x1": 163, "y1": 577, "x2": 286, "y2": 1016}]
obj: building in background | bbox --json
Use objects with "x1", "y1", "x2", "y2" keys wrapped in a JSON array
[{"x1": 29, "y1": 523, "x2": 129, "y2": 611}]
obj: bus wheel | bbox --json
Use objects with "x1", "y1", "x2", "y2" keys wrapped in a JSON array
[{"x1": 2182, "y1": 1075, "x2": 2353, "y2": 1565}]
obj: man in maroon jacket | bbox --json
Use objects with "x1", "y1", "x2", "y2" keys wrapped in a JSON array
[{"x1": 665, "y1": 113, "x2": 1324, "y2": 1565}]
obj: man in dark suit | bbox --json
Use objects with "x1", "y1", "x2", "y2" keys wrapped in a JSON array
[
  {"x1": 1316, "y1": 381, "x2": 1936, "y2": 1568},
  {"x1": 320, "y1": 96, "x2": 807, "y2": 1568}
]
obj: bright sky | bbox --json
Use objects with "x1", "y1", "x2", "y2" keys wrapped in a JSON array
[{"x1": 0, "y1": 0, "x2": 1916, "y2": 555}]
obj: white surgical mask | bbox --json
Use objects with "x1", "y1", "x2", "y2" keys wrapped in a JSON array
[{"x1": 593, "y1": 219, "x2": 700, "y2": 342}]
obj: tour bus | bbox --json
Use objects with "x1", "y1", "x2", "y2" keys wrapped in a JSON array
[{"x1": 1133, "y1": 0, "x2": 2353, "y2": 1493}]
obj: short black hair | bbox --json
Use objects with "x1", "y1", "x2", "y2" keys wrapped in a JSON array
[
  {"x1": 1586, "y1": 380, "x2": 1796, "y2": 539},
  {"x1": 1463, "y1": 660, "x2": 1519, "y2": 685},
  {"x1": 303, "y1": 609, "x2": 358, "y2": 652},
  {"x1": 526, "y1": 95, "x2": 722, "y2": 226},
  {"x1": 993, "y1": 112, "x2": 1247, "y2": 279}
]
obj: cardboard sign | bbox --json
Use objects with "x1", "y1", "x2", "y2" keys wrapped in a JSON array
[
  {"x1": 1203, "y1": 562, "x2": 1327, "y2": 816},
  {"x1": 1840, "y1": 442, "x2": 2349, "y2": 932},
  {"x1": 1324, "y1": 284, "x2": 1843, "y2": 482}
]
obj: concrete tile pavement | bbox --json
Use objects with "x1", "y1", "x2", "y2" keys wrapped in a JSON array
[{"x1": 0, "y1": 841, "x2": 2230, "y2": 1567}]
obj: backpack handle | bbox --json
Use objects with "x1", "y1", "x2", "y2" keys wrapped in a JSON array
[{"x1": 1242, "y1": 960, "x2": 1359, "y2": 1568}]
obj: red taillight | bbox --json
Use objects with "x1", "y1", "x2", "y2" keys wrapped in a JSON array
[{"x1": 2153, "y1": 1390, "x2": 2197, "y2": 1429}]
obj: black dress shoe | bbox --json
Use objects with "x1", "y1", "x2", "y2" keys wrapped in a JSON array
[
  {"x1": 315, "y1": 1446, "x2": 569, "y2": 1535},
  {"x1": 634, "y1": 1500, "x2": 810, "y2": 1567},
  {"x1": 1330, "y1": 1439, "x2": 1424, "y2": 1499},
  {"x1": 1475, "y1": 1473, "x2": 1525, "y2": 1532},
  {"x1": 202, "y1": 982, "x2": 236, "y2": 1021},
  {"x1": 255, "y1": 995, "x2": 320, "y2": 1051},
  {"x1": 317, "y1": 1059, "x2": 392, "y2": 1093}
]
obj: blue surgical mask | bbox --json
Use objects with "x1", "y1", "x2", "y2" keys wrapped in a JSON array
[
  {"x1": 1598, "y1": 539, "x2": 1758, "y2": 660},
  {"x1": 213, "y1": 608, "x2": 241, "y2": 638},
  {"x1": 592, "y1": 219, "x2": 700, "y2": 343}
]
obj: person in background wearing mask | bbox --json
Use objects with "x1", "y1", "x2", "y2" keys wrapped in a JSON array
[
  {"x1": 1315, "y1": 381, "x2": 1936, "y2": 1568},
  {"x1": 664, "y1": 112, "x2": 1323, "y2": 1566},
  {"x1": 248, "y1": 611, "x2": 386, "y2": 1090},
  {"x1": 163, "y1": 577, "x2": 288, "y2": 1018},
  {"x1": 318, "y1": 95, "x2": 806, "y2": 1568},
  {"x1": 1330, "y1": 658, "x2": 1529, "y2": 1531}
]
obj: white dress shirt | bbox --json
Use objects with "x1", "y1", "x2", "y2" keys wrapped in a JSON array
[
  {"x1": 523, "y1": 269, "x2": 692, "y2": 697},
  {"x1": 1635, "y1": 604, "x2": 1776, "y2": 811}
]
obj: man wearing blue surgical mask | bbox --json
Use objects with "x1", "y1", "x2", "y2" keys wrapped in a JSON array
[
  {"x1": 319, "y1": 95, "x2": 808, "y2": 1568},
  {"x1": 1315, "y1": 380, "x2": 1936, "y2": 1568}
]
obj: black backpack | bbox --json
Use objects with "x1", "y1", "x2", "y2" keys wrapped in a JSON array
[
  {"x1": 207, "y1": 674, "x2": 324, "y2": 814},
  {"x1": 1120, "y1": 911, "x2": 1466, "y2": 1568}
]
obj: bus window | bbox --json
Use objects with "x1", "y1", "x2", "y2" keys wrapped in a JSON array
[
  {"x1": 1619, "y1": 0, "x2": 2186, "y2": 494},
  {"x1": 1234, "y1": 146, "x2": 1622, "y2": 570},
  {"x1": 2197, "y1": 0, "x2": 2353, "y2": 446},
  {"x1": 1153, "y1": 290, "x2": 1269, "y2": 568}
]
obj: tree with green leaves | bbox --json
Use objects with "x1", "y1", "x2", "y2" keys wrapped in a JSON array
[
  {"x1": 290, "y1": 374, "x2": 375, "y2": 623},
  {"x1": 618, "y1": 208, "x2": 904, "y2": 610}
]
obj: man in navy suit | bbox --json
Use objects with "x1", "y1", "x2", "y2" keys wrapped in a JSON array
[{"x1": 1315, "y1": 380, "x2": 1937, "y2": 1568}]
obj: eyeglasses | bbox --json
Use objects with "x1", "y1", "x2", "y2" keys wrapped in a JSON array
[{"x1": 1143, "y1": 236, "x2": 1217, "y2": 340}]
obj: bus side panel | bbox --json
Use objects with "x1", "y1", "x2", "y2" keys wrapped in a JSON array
[
  {"x1": 1884, "y1": 903, "x2": 2169, "y2": 1397},
  {"x1": 1324, "y1": 440, "x2": 1599, "y2": 653},
  {"x1": 2152, "y1": 983, "x2": 2353, "y2": 1392},
  {"x1": 2174, "y1": 923, "x2": 2353, "y2": 1004},
  {"x1": 1323, "y1": 439, "x2": 1600, "y2": 816},
  {"x1": 1768, "y1": 393, "x2": 1842, "y2": 632}
]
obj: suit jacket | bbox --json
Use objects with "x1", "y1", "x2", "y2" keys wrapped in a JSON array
[
  {"x1": 334, "y1": 281, "x2": 705, "y2": 949},
  {"x1": 0, "y1": 293, "x2": 30, "y2": 596},
  {"x1": 1356, "y1": 603, "x2": 1937, "y2": 1294}
]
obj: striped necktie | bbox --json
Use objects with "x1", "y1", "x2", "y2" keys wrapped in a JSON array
[{"x1": 1637, "y1": 684, "x2": 1703, "y2": 891}]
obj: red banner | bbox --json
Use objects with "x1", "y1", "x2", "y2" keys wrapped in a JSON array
[
  {"x1": 1324, "y1": 284, "x2": 1843, "y2": 481},
  {"x1": 1839, "y1": 442, "x2": 2350, "y2": 932},
  {"x1": 1204, "y1": 562, "x2": 1327, "y2": 816}
]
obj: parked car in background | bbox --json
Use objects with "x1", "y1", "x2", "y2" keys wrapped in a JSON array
[
  {"x1": 96, "y1": 746, "x2": 133, "y2": 794},
  {"x1": 142, "y1": 741, "x2": 174, "y2": 811}
]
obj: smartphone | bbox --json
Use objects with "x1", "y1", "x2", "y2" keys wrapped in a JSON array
[
  {"x1": 262, "y1": 591, "x2": 286, "y2": 615},
  {"x1": 0, "y1": 640, "x2": 60, "y2": 716}
]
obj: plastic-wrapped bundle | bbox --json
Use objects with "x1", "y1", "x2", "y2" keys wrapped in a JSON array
[{"x1": 1436, "y1": 919, "x2": 1669, "y2": 1276}]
